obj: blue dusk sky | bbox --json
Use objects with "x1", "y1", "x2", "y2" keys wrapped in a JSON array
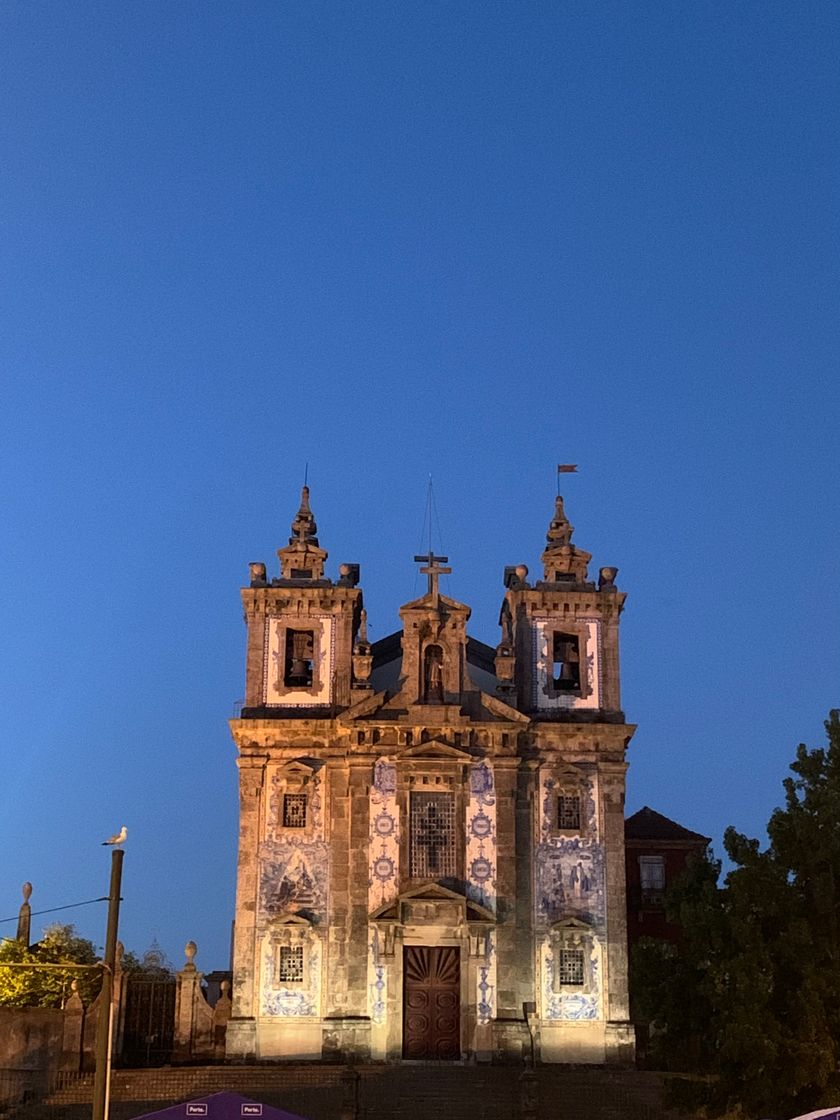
[{"x1": 1, "y1": 3, "x2": 837, "y2": 970}]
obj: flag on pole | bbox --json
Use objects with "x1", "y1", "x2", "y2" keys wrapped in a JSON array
[{"x1": 557, "y1": 464, "x2": 578, "y2": 473}]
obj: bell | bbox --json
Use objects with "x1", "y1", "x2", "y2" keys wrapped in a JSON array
[
  {"x1": 288, "y1": 658, "x2": 311, "y2": 684},
  {"x1": 557, "y1": 661, "x2": 578, "y2": 689}
]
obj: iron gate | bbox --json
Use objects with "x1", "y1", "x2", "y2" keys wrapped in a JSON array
[{"x1": 120, "y1": 976, "x2": 176, "y2": 1067}]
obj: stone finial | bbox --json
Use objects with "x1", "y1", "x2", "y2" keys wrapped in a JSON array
[
  {"x1": 277, "y1": 487, "x2": 328, "y2": 581},
  {"x1": 290, "y1": 486, "x2": 318, "y2": 544},
  {"x1": 185, "y1": 940, "x2": 197, "y2": 968},
  {"x1": 545, "y1": 496, "x2": 574, "y2": 548},
  {"x1": 249, "y1": 562, "x2": 267, "y2": 586},
  {"x1": 337, "y1": 562, "x2": 360, "y2": 587},
  {"x1": 65, "y1": 977, "x2": 84, "y2": 1012},
  {"x1": 540, "y1": 495, "x2": 592, "y2": 582},
  {"x1": 357, "y1": 608, "x2": 369, "y2": 646},
  {"x1": 17, "y1": 882, "x2": 32, "y2": 946},
  {"x1": 599, "y1": 566, "x2": 618, "y2": 590},
  {"x1": 220, "y1": 979, "x2": 230, "y2": 997}
]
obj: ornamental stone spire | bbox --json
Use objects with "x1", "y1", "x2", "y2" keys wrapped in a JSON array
[
  {"x1": 540, "y1": 495, "x2": 592, "y2": 583},
  {"x1": 290, "y1": 485, "x2": 319, "y2": 544},
  {"x1": 277, "y1": 485, "x2": 328, "y2": 581}
]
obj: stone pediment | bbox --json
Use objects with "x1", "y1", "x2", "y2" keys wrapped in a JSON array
[
  {"x1": 396, "y1": 740, "x2": 473, "y2": 762},
  {"x1": 276, "y1": 759, "x2": 318, "y2": 779},
  {"x1": 369, "y1": 881, "x2": 495, "y2": 925},
  {"x1": 267, "y1": 912, "x2": 312, "y2": 930},
  {"x1": 399, "y1": 592, "x2": 470, "y2": 614},
  {"x1": 550, "y1": 915, "x2": 592, "y2": 933}
]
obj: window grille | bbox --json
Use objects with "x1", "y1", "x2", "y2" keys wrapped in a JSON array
[
  {"x1": 283, "y1": 793, "x2": 307, "y2": 828},
  {"x1": 278, "y1": 945, "x2": 304, "y2": 983},
  {"x1": 557, "y1": 793, "x2": 581, "y2": 831},
  {"x1": 558, "y1": 948, "x2": 584, "y2": 986},
  {"x1": 410, "y1": 792, "x2": 456, "y2": 878}
]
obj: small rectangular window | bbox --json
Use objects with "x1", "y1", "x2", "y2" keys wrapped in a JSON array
[
  {"x1": 278, "y1": 945, "x2": 304, "y2": 983},
  {"x1": 282, "y1": 793, "x2": 307, "y2": 828},
  {"x1": 284, "y1": 629, "x2": 314, "y2": 687},
  {"x1": 558, "y1": 948, "x2": 585, "y2": 986},
  {"x1": 639, "y1": 855, "x2": 666, "y2": 895},
  {"x1": 553, "y1": 633, "x2": 581, "y2": 691},
  {"x1": 557, "y1": 793, "x2": 582, "y2": 831}
]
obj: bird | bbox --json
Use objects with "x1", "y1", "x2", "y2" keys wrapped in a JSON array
[{"x1": 102, "y1": 826, "x2": 127, "y2": 846}]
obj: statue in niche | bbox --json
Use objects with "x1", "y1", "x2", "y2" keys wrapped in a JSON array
[{"x1": 423, "y1": 644, "x2": 444, "y2": 703}]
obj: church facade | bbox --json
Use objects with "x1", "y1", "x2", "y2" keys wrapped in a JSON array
[{"x1": 226, "y1": 487, "x2": 635, "y2": 1065}]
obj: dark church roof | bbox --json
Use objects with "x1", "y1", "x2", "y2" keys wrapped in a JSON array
[{"x1": 625, "y1": 806, "x2": 709, "y2": 845}]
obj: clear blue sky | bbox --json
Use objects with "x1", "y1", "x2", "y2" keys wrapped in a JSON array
[{"x1": 1, "y1": 2, "x2": 837, "y2": 971}]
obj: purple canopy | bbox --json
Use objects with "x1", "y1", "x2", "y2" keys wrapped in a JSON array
[{"x1": 131, "y1": 1091, "x2": 309, "y2": 1120}]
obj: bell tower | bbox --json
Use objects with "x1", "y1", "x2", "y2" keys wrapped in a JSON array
[
  {"x1": 503, "y1": 495, "x2": 625, "y2": 718},
  {"x1": 497, "y1": 492, "x2": 635, "y2": 1064},
  {"x1": 240, "y1": 486, "x2": 365, "y2": 713}
]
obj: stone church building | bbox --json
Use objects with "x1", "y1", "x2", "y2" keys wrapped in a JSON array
[{"x1": 226, "y1": 487, "x2": 635, "y2": 1065}]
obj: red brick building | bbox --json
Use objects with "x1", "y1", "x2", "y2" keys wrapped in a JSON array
[{"x1": 625, "y1": 807, "x2": 709, "y2": 944}]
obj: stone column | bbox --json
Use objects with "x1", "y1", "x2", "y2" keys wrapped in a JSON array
[
  {"x1": 174, "y1": 941, "x2": 202, "y2": 1062},
  {"x1": 60, "y1": 981, "x2": 85, "y2": 1071},
  {"x1": 213, "y1": 980, "x2": 232, "y2": 1059}
]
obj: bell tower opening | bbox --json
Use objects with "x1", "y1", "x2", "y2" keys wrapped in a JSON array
[
  {"x1": 552, "y1": 632, "x2": 581, "y2": 692},
  {"x1": 284, "y1": 629, "x2": 315, "y2": 687}
]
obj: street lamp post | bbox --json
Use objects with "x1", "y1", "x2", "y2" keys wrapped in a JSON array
[{"x1": 92, "y1": 849, "x2": 124, "y2": 1120}]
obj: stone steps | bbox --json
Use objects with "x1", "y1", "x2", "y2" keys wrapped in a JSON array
[{"x1": 7, "y1": 1064, "x2": 685, "y2": 1120}]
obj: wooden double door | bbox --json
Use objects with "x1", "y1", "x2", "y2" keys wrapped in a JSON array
[{"x1": 402, "y1": 945, "x2": 461, "y2": 1060}]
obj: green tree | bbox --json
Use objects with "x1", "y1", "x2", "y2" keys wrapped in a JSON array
[
  {"x1": 635, "y1": 711, "x2": 840, "y2": 1118},
  {"x1": 0, "y1": 924, "x2": 101, "y2": 1007}
]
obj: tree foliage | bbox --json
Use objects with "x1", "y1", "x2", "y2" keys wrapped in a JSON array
[
  {"x1": 0, "y1": 924, "x2": 101, "y2": 1007},
  {"x1": 633, "y1": 711, "x2": 840, "y2": 1118}
]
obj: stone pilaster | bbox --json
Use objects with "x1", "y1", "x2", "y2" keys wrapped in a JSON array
[
  {"x1": 226, "y1": 758, "x2": 265, "y2": 1058},
  {"x1": 600, "y1": 763, "x2": 632, "y2": 1039},
  {"x1": 493, "y1": 762, "x2": 520, "y2": 1016},
  {"x1": 326, "y1": 760, "x2": 351, "y2": 1016}
]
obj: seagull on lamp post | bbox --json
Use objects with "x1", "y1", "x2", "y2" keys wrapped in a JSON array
[{"x1": 102, "y1": 826, "x2": 127, "y2": 847}]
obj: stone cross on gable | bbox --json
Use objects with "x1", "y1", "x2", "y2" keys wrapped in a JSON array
[{"x1": 413, "y1": 551, "x2": 451, "y2": 601}]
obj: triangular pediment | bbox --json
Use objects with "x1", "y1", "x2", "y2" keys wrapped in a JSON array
[
  {"x1": 370, "y1": 881, "x2": 495, "y2": 924},
  {"x1": 400, "y1": 592, "x2": 470, "y2": 614},
  {"x1": 276, "y1": 759, "x2": 318, "y2": 778},
  {"x1": 550, "y1": 916, "x2": 592, "y2": 933},
  {"x1": 267, "y1": 913, "x2": 312, "y2": 930},
  {"x1": 396, "y1": 740, "x2": 473, "y2": 762}
]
